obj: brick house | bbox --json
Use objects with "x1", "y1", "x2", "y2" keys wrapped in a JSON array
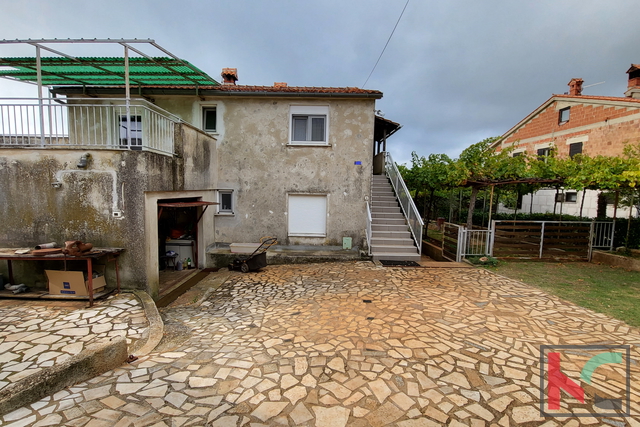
[{"x1": 492, "y1": 67, "x2": 640, "y2": 218}]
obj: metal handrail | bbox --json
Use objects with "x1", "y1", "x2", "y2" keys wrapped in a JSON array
[
  {"x1": 366, "y1": 201, "x2": 373, "y2": 256},
  {"x1": 384, "y1": 152, "x2": 424, "y2": 254}
]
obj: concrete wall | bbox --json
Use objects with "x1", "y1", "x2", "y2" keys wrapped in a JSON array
[
  {"x1": 154, "y1": 95, "x2": 376, "y2": 248},
  {"x1": 497, "y1": 188, "x2": 635, "y2": 218},
  {"x1": 0, "y1": 123, "x2": 218, "y2": 296}
]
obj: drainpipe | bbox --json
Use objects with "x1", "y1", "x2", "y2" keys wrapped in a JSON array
[
  {"x1": 36, "y1": 45, "x2": 45, "y2": 147},
  {"x1": 124, "y1": 45, "x2": 131, "y2": 147}
]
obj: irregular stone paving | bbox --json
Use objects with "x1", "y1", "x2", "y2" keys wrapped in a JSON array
[
  {"x1": 0, "y1": 293, "x2": 148, "y2": 392},
  {"x1": 6, "y1": 262, "x2": 640, "y2": 426}
]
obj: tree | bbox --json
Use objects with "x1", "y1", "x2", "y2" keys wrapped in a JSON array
[
  {"x1": 455, "y1": 137, "x2": 526, "y2": 229},
  {"x1": 401, "y1": 152, "x2": 461, "y2": 224}
]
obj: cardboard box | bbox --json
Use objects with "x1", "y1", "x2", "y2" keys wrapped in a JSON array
[{"x1": 45, "y1": 269, "x2": 106, "y2": 296}]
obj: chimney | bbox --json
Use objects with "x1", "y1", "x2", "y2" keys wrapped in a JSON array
[
  {"x1": 274, "y1": 82, "x2": 288, "y2": 88},
  {"x1": 568, "y1": 78, "x2": 583, "y2": 96},
  {"x1": 625, "y1": 64, "x2": 640, "y2": 99},
  {"x1": 221, "y1": 68, "x2": 238, "y2": 85}
]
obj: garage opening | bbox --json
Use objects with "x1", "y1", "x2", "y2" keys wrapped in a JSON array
[{"x1": 157, "y1": 198, "x2": 217, "y2": 298}]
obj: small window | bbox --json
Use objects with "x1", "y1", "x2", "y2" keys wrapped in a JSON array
[
  {"x1": 512, "y1": 152, "x2": 523, "y2": 157},
  {"x1": 119, "y1": 115, "x2": 142, "y2": 149},
  {"x1": 565, "y1": 192, "x2": 578, "y2": 203},
  {"x1": 203, "y1": 107, "x2": 217, "y2": 132},
  {"x1": 218, "y1": 190, "x2": 233, "y2": 214},
  {"x1": 292, "y1": 115, "x2": 325, "y2": 142},
  {"x1": 537, "y1": 147, "x2": 551, "y2": 162},
  {"x1": 569, "y1": 142, "x2": 583, "y2": 157},
  {"x1": 559, "y1": 107, "x2": 570, "y2": 124},
  {"x1": 289, "y1": 106, "x2": 329, "y2": 145}
]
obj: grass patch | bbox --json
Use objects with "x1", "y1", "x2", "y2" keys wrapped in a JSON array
[{"x1": 492, "y1": 261, "x2": 640, "y2": 328}]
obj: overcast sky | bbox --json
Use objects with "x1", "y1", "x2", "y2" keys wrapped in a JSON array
[{"x1": 1, "y1": 0, "x2": 638, "y2": 164}]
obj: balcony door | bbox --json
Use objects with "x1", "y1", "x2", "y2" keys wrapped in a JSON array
[{"x1": 119, "y1": 115, "x2": 143, "y2": 150}]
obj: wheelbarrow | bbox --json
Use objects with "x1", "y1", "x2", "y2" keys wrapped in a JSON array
[{"x1": 228, "y1": 237, "x2": 277, "y2": 273}]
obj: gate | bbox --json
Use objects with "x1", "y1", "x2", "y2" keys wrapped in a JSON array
[{"x1": 442, "y1": 223, "x2": 461, "y2": 262}]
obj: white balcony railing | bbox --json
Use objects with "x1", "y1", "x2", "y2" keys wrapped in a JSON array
[{"x1": 0, "y1": 98, "x2": 179, "y2": 155}]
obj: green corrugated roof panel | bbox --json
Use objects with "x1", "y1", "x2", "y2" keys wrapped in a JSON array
[{"x1": 0, "y1": 56, "x2": 218, "y2": 86}]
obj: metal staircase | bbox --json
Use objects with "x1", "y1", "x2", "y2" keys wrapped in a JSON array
[{"x1": 369, "y1": 175, "x2": 421, "y2": 261}]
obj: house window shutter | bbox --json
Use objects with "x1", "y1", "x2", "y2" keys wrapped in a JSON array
[{"x1": 569, "y1": 142, "x2": 583, "y2": 157}]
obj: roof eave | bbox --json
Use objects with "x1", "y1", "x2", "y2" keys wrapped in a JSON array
[{"x1": 50, "y1": 86, "x2": 384, "y2": 99}]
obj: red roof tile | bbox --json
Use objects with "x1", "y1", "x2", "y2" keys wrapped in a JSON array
[
  {"x1": 553, "y1": 94, "x2": 640, "y2": 104},
  {"x1": 119, "y1": 84, "x2": 382, "y2": 95}
]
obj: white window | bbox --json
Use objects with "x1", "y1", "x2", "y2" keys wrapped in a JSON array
[
  {"x1": 289, "y1": 106, "x2": 329, "y2": 145},
  {"x1": 288, "y1": 194, "x2": 327, "y2": 237},
  {"x1": 119, "y1": 115, "x2": 142, "y2": 149},
  {"x1": 202, "y1": 107, "x2": 217, "y2": 133},
  {"x1": 217, "y1": 190, "x2": 233, "y2": 214},
  {"x1": 565, "y1": 192, "x2": 578, "y2": 203}
]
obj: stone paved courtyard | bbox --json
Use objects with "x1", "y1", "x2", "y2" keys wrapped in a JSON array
[
  {"x1": 0, "y1": 293, "x2": 148, "y2": 394},
  {"x1": 3, "y1": 262, "x2": 640, "y2": 426}
]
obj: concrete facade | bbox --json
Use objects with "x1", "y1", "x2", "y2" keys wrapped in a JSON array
[
  {"x1": 0, "y1": 122, "x2": 218, "y2": 298},
  {"x1": 150, "y1": 94, "x2": 376, "y2": 246},
  {"x1": 0, "y1": 83, "x2": 383, "y2": 297}
]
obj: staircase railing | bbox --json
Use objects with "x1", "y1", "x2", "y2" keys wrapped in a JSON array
[
  {"x1": 384, "y1": 152, "x2": 424, "y2": 254},
  {"x1": 366, "y1": 201, "x2": 373, "y2": 256}
]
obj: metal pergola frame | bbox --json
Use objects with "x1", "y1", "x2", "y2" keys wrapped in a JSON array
[{"x1": 0, "y1": 38, "x2": 218, "y2": 146}]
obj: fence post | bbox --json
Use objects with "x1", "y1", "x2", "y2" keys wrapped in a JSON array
[
  {"x1": 610, "y1": 219, "x2": 616, "y2": 251},
  {"x1": 588, "y1": 220, "x2": 595, "y2": 261},
  {"x1": 490, "y1": 220, "x2": 496, "y2": 257},
  {"x1": 539, "y1": 221, "x2": 546, "y2": 259},
  {"x1": 457, "y1": 227, "x2": 464, "y2": 262}
]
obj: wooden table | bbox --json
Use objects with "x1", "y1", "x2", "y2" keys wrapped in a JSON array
[{"x1": 0, "y1": 248, "x2": 124, "y2": 307}]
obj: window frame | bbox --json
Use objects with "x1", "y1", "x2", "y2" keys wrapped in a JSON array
[
  {"x1": 537, "y1": 147, "x2": 551, "y2": 162},
  {"x1": 565, "y1": 192, "x2": 578, "y2": 203},
  {"x1": 289, "y1": 106, "x2": 329, "y2": 146},
  {"x1": 216, "y1": 189, "x2": 234, "y2": 215},
  {"x1": 559, "y1": 107, "x2": 570, "y2": 124},
  {"x1": 202, "y1": 106, "x2": 218, "y2": 133}
]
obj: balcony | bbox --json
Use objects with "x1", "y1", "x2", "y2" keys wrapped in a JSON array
[{"x1": 0, "y1": 98, "x2": 179, "y2": 155}]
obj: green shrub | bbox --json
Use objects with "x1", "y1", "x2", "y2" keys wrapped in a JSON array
[{"x1": 466, "y1": 256, "x2": 499, "y2": 267}]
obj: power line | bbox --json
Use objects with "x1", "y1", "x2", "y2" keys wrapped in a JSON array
[{"x1": 362, "y1": 0, "x2": 410, "y2": 88}]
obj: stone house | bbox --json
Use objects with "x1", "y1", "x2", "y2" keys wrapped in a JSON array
[
  {"x1": 0, "y1": 40, "x2": 419, "y2": 299},
  {"x1": 492, "y1": 67, "x2": 640, "y2": 218}
]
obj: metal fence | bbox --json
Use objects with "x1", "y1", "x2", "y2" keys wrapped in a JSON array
[
  {"x1": 384, "y1": 152, "x2": 423, "y2": 254},
  {"x1": 0, "y1": 98, "x2": 178, "y2": 155},
  {"x1": 491, "y1": 220, "x2": 615, "y2": 260},
  {"x1": 442, "y1": 223, "x2": 492, "y2": 262},
  {"x1": 439, "y1": 220, "x2": 612, "y2": 262}
]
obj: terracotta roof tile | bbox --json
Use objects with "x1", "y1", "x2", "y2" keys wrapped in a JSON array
[
  {"x1": 553, "y1": 94, "x2": 640, "y2": 104},
  {"x1": 119, "y1": 84, "x2": 382, "y2": 95}
]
